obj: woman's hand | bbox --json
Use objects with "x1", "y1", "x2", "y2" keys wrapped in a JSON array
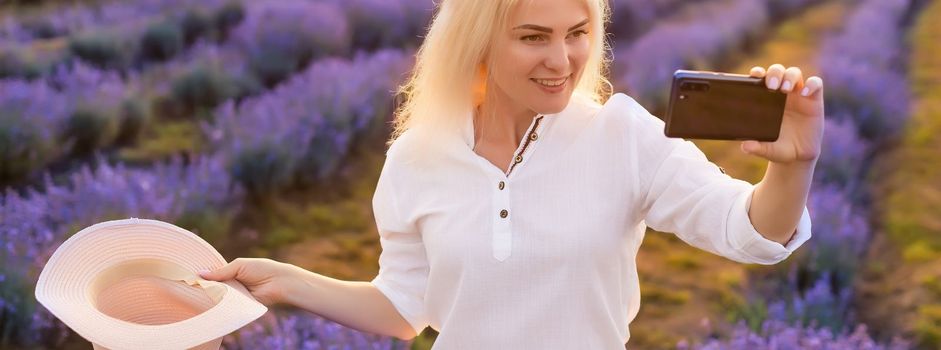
[
  {"x1": 198, "y1": 257, "x2": 305, "y2": 306},
  {"x1": 743, "y1": 64, "x2": 825, "y2": 165}
]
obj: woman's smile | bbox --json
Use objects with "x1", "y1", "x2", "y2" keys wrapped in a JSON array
[{"x1": 531, "y1": 75, "x2": 570, "y2": 93}]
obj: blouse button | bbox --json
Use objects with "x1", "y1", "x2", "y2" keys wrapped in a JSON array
[
  {"x1": 498, "y1": 181, "x2": 505, "y2": 190},
  {"x1": 499, "y1": 209, "x2": 508, "y2": 218},
  {"x1": 514, "y1": 155, "x2": 523, "y2": 163},
  {"x1": 529, "y1": 132, "x2": 538, "y2": 141}
]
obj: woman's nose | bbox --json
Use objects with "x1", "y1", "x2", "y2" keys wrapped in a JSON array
[{"x1": 543, "y1": 40, "x2": 570, "y2": 72}]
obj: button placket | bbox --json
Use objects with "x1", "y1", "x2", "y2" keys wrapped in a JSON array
[
  {"x1": 492, "y1": 174, "x2": 512, "y2": 262},
  {"x1": 505, "y1": 116, "x2": 544, "y2": 177},
  {"x1": 491, "y1": 115, "x2": 544, "y2": 262},
  {"x1": 471, "y1": 115, "x2": 547, "y2": 262}
]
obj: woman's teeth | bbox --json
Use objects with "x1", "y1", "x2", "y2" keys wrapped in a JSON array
[{"x1": 533, "y1": 77, "x2": 567, "y2": 87}]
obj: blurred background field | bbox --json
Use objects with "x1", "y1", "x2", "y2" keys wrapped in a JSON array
[{"x1": 0, "y1": 0, "x2": 937, "y2": 349}]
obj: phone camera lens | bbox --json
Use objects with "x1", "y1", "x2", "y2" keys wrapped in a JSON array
[{"x1": 681, "y1": 81, "x2": 710, "y2": 92}]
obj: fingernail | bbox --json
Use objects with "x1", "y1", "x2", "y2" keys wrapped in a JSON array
[
  {"x1": 768, "y1": 77, "x2": 780, "y2": 90},
  {"x1": 197, "y1": 269, "x2": 210, "y2": 277},
  {"x1": 781, "y1": 80, "x2": 792, "y2": 92},
  {"x1": 801, "y1": 87, "x2": 810, "y2": 96}
]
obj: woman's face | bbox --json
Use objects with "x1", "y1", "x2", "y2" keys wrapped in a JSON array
[{"x1": 486, "y1": 0, "x2": 591, "y2": 114}]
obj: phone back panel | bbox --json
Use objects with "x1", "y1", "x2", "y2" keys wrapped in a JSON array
[{"x1": 665, "y1": 70, "x2": 787, "y2": 141}]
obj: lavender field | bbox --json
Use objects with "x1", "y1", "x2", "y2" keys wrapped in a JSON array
[{"x1": 1, "y1": 0, "x2": 938, "y2": 349}]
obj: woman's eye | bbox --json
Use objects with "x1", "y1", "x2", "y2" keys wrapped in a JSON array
[
  {"x1": 521, "y1": 35, "x2": 544, "y2": 42},
  {"x1": 568, "y1": 30, "x2": 588, "y2": 39}
]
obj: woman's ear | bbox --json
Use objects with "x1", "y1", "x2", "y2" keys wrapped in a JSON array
[{"x1": 473, "y1": 63, "x2": 488, "y2": 107}]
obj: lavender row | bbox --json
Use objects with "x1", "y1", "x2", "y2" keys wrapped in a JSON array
[
  {"x1": 148, "y1": 0, "x2": 433, "y2": 84},
  {"x1": 2, "y1": 0, "x2": 433, "y2": 81},
  {"x1": 685, "y1": 318, "x2": 910, "y2": 349},
  {"x1": 2, "y1": 0, "x2": 433, "y2": 48},
  {"x1": 612, "y1": 0, "x2": 770, "y2": 109},
  {"x1": 819, "y1": 0, "x2": 913, "y2": 143},
  {"x1": 606, "y1": 0, "x2": 710, "y2": 42},
  {"x1": 222, "y1": 310, "x2": 411, "y2": 350},
  {"x1": 0, "y1": 0, "x2": 244, "y2": 79},
  {"x1": 781, "y1": 0, "x2": 916, "y2": 291},
  {"x1": 202, "y1": 49, "x2": 413, "y2": 197},
  {"x1": 608, "y1": 0, "x2": 815, "y2": 43},
  {"x1": 0, "y1": 154, "x2": 240, "y2": 347},
  {"x1": 0, "y1": 62, "x2": 139, "y2": 186},
  {"x1": 0, "y1": 0, "x2": 231, "y2": 43},
  {"x1": 734, "y1": 0, "x2": 918, "y2": 340},
  {"x1": 612, "y1": 0, "x2": 829, "y2": 109}
]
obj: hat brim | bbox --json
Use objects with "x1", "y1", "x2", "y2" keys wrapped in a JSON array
[{"x1": 35, "y1": 218, "x2": 268, "y2": 350}]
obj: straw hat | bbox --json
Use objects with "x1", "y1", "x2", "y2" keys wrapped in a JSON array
[{"x1": 35, "y1": 218, "x2": 268, "y2": 350}]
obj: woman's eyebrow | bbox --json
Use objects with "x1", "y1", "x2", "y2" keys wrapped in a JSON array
[{"x1": 513, "y1": 18, "x2": 589, "y2": 33}]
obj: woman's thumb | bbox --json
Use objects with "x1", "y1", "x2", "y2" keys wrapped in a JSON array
[
  {"x1": 199, "y1": 260, "x2": 241, "y2": 281},
  {"x1": 741, "y1": 140, "x2": 769, "y2": 157}
]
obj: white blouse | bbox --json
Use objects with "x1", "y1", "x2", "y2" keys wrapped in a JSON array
[{"x1": 369, "y1": 93, "x2": 812, "y2": 349}]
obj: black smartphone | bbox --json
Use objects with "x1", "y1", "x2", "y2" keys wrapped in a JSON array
[{"x1": 664, "y1": 69, "x2": 787, "y2": 142}]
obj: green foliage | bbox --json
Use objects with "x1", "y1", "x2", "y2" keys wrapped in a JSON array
[
  {"x1": 214, "y1": 1, "x2": 246, "y2": 39},
  {"x1": 916, "y1": 304, "x2": 941, "y2": 349},
  {"x1": 61, "y1": 106, "x2": 118, "y2": 155},
  {"x1": 666, "y1": 252, "x2": 703, "y2": 271},
  {"x1": 229, "y1": 143, "x2": 296, "y2": 200},
  {"x1": 68, "y1": 32, "x2": 130, "y2": 70},
  {"x1": 113, "y1": 98, "x2": 150, "y2": 147},
  {"x1": 0, "y1": 116, "x2": 51, "y2": 185},
  {"x1": 642, "y1": 284, "x2": 692, "y2": 306},
  {"x1": 248, "y1": 50, "x2": 303, "y2": 88},
  {"x1": 920, "y1": 274, "x2": 941, "y2": 298},
  {"x1": 174, "y1": 207, "x2": 234, "y2": 248},
  {"x1": 180, "y1": 9, "x2": 212, "y2": 45},
  {"x1": 903, "y1": 241, "x2": 941, "y2": 263},
  {"x1": 0, "y1": 271, "x2": 39, "y2": 347},
  {"x1": 732, "y1": 298, "x2": 769, "y2": 332},
  {"x1": 140, "y1": 21, "x2": 184, "y2": 62},
  {"x1": 0, "y1": 50, "x2": 41, "y2": 79},
  {"x1": 170, "y1": 66, "x2": 239, "y2": 118},
  {"x1": 117, "y1": 120, "x2": 202, "y2": 163}
]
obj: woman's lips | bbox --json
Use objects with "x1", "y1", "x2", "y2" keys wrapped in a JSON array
[{"x1": 531, "y1": 76, "x2": 569, "y2": 93}]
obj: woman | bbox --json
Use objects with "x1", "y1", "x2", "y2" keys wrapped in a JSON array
[{"x1": 200, "y1": 0, "x2": 823, "y2": 347}]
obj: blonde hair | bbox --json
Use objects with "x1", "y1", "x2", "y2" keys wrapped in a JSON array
[{"x1": 388, "y1": 0, "x2": 613, "y2": 152}]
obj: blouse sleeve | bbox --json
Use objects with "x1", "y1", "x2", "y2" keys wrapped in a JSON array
[
  {"x1": 615, "y1": 93, "x2": 812, "y2": 265},
  {"x1": 369, "y1": 148, "x2": 430, "y2": 336}
]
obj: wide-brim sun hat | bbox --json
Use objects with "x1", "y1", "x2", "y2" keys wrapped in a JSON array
[{"x1": 35, "y1": 218, "x2": 268, "y2": 350}]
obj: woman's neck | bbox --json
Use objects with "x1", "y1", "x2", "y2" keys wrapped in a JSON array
[{"x1": 475, "y1": 91, "x2": 539, "y2": 148}]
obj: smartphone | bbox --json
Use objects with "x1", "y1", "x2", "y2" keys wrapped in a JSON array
[{"x1": 664, "y1": 69, "x2": 787, "y2": 142}]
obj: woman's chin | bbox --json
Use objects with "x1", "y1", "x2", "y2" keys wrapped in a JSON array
[{"x1": 532, "y1": 94, "x2": 572, "y2": 115}]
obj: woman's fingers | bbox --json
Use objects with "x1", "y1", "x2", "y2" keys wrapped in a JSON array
[
  {"x1": 765, "y1": 64, "x2": 786, "y2": 90},
  {"x1": 199, "y1": 258, "x2": 244, "y2": 281},
  {"x1": 748, "y1": 64, "x2": 818, "y2": 97},
  {"x1": 749, "y1": 66, "x2": 766, "y2": 78},
  {"x1": 781, "y1": 66, "x2": 804, "y2": 94},
  {"x1": 801, "y1": 76, "x2": 824, "y2": 98}
]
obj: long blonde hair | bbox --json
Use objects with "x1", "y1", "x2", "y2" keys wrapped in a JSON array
[{"x1": 388, "y1": 0, "x2": 613, "y2": 152}]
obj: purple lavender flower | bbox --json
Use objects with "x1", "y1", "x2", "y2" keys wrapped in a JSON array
[
  {"x1": 0, "y1": 0, "x2": 231, "y2": 43},
  {"x1": 203, "y1": 49, "x2": 413, "y2": 194},
  {"x1": 230, "y1": 0, "x2": 351, "y2": 86},
  {"x1": 815, "y1": 117, "x2": 870, "y2": 188},
  {"x1": 818, "y1": 0, "x2": 912, "y2": 142},
  {"x1": 612, "y1": 0, "x2": 769, "y2": 109},
  {"x1": 0, "y1": 154, "x2": 240, "y2": 347},
  {"x1": 689, "y1": 318, "x2": 911, "y2": 350},
  {"x1": 223, "y1": 310, "x2": 412, "y2": 350}
]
